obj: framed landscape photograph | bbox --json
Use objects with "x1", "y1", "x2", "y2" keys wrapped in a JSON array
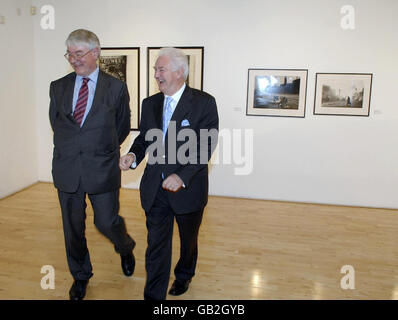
[
  {"x1": 99, "y1": 47, "x2": 140, "y2": 130},
  {"x1": 246, "y1": 69, "x2": 308, "y2": 118},
  {"x1": 313, "y1": 73, "x2": 373, "y2": 116},
  {"x1": 147, "y1": 46, "x2": 204, "y2": 97}
]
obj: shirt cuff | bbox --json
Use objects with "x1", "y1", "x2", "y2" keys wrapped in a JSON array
[{"x1": 128, "y1": 152, "x2": 137, "y2": 169}]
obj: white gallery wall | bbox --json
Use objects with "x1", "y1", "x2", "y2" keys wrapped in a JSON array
[
  {"x1": 2, "y1": 0, "x2": 398, "y2": 208},
  {"x1": 0, "y1": 0, "x2": 38, "y2": 198}
]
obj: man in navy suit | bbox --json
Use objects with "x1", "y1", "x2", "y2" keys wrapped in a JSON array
[
  {"x1": 49, "y1": 29, "x2": 136, "y2": 300},
  {"x1": 120, "y1": 47, "x2": 219, "y2": 300}
]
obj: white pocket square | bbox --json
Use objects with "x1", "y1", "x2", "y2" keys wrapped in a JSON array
[{"x1": 181, "y1": 119, "x2": 190, "y2": 127}]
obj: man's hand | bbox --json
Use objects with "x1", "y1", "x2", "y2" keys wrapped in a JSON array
[
  {"x1": 162, "y1": 174, "x2": 184, "y2": 192},
  {"x1": 119, "y1": 154, "x2": 135, "y2": 171}
]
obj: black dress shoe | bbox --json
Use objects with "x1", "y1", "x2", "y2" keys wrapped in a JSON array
[
  {"x1": 121, "y1": 252, "x2": 135, "y2": 277},
  {"x1": 144, "y1": 295, "x2": 161, "y2": 301},
  {"x1": 168, "y1": 279, "x2": 191, "y2": 296},
  {"x1": 69, "y1": 280, "x2": 89, "y2": 301}
]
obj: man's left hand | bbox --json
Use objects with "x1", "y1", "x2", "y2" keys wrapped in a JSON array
[{"x1": 162, "y1": 174, "x2": 184, "y2": 192}]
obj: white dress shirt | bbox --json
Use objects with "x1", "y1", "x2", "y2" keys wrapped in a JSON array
[{"x1": 130, "y1": 83, "x2": 186, "y2": 169}]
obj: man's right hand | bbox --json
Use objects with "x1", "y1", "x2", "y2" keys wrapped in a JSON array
[{"x1": 119, "y1": 154, "x2": 135, "y2": 171}]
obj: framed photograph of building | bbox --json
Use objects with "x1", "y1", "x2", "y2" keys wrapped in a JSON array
[
  {"x1": 99, "y1": 47, "x2": 140, "y2": 130},
  {"x1": 147, "y1": 47, "x2": 204, "y2": 97},
  {"x1": 246, "y1": 69, "x2": 308, "y2": 118},
  {"x1": 313, "y1": 73, "x2": 373, "y2": 116}
]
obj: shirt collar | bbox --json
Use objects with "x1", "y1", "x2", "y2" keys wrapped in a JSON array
[
  {"x1": 165, "y1": 83, "x2": 186, "y2": 105},
  {"x1": 76, "y1": 66, "x2": 99, "y2": 84}
]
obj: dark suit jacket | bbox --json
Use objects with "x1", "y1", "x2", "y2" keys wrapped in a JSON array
[
  {"x1": 130, "y1": 86, "x2": 219, "y2": 214},
  {"x1": 49, "y1": 70, "x2": 130, "y2": 194}
]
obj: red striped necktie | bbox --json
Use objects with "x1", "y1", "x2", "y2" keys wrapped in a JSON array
[{"x1": 73, "y1": 77, "x2": 89, "y2": 126}]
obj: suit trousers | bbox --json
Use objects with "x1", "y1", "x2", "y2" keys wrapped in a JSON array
[
  {"x1": 57, "y1": 183, "x2": 135, "y2": 280},
  {"x1": 144, "y1": 186, "x2": 204, "y2": 300}
]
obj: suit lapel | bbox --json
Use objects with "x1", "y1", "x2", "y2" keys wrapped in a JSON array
[
  {"x1": 170, "y1": 85, "x2": 192, "y2": 125},
  {"x1": 152, "y1": 86, "x2": 192, "y2": 134},
  {"x1": 153, "y1": 93, "x2": 164, "y2": 130},
  {"x1": 62, "y1": 73, "x2": 76, "y2": 117},
  {"x1": 163, "y1": 86, "x2": 192, "y2": 145}
]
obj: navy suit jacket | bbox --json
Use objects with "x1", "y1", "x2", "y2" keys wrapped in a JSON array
[
  {"x1": 49, "y1": 70, "x2": 130, "y2": 194},
  {"x1": 130, "y1": 86, "x2": 219, "y2": 214}
]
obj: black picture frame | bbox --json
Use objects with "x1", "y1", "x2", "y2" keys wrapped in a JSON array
[
  {"x1": 99, "y1": 47, "x2": 140, "y2": 130},
  {"x1": 313, "y1": 73, "x2": 373, "y2": 116},
  {"x1": 147, "y1": 46, "x2": 204, "y2": 97},
  {"x1": 246, "y1": 68, "x2": 308, "y2": 118}
]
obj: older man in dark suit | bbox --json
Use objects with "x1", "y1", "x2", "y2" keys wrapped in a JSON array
[
  {"x1": 49, "y1": 29, "x2": 136, "y2": 300},
  {"x1": 120, "y1": 47, "x2": 219, "y2": 300}
]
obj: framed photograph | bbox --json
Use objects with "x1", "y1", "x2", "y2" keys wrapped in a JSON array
[
  {"x1": 314, "y1": 73, "x2": 373, "y2": 116},
  {"x1": 147, "y1": 47, "x2": 204, "y2": 96},
  {"x1": 99, "y1": 47, "x2": 140, "y2": 130},
  {"x1": 246, "y1": 69, "x2": 308, "y2": 118}
]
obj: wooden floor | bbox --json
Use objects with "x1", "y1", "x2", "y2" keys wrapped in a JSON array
[{"x1": 0, "y1": 182, "x2": 397, "y2": 300}]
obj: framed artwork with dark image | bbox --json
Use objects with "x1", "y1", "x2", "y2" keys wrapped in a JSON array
[
  {"x1": 99, "y1": 47, "x2": 140, "y2": 130},
  {"x1": 147, "y1": 47, "x2": 204, "y2": 97},
  {"x1": 246, "y1": 69, "x2": 308, "y2": 118},
  {"x1": 313, "y1": 73, "x2": 373, "y2": 116}
]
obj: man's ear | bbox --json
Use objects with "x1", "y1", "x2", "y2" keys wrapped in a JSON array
[
  {"x1": 176, "y1": 67, "x2": 185, "y2": 80},
  {"x1": 93, "y1": 47, "x2": 100, "y2": 60}
]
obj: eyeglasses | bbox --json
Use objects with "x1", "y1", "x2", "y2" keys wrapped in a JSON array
[{"x1": 64, "y1": 49, "x2": 93, "y2": 61}]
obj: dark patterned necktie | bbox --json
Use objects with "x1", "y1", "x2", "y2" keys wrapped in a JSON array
[{"x1": 73, "y1": 78, "x2": 89, "y2": 126}]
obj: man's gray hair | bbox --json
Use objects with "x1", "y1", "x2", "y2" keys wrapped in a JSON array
[
  {"x1": 158, "y1": 47, "x2": 189, "y2": 80},
  {"x1": 66, "y1": 29, "x2": 101, "y2": 54}
]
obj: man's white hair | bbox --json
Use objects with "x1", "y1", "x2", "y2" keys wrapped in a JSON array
[{"x1": 158, "y1": 47, "x2": 189, "y2": 80}]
